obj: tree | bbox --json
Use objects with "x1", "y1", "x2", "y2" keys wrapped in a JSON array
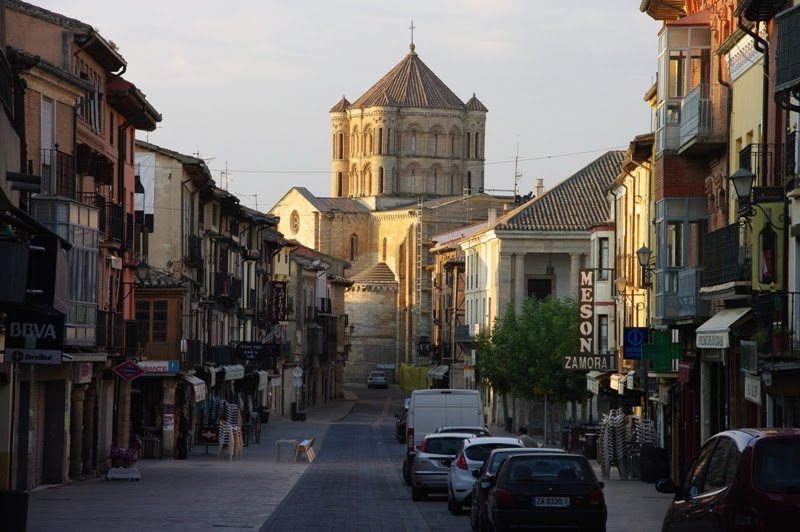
[{"x1": 476, "y1": 304, "x2": 521, "y2": 427}]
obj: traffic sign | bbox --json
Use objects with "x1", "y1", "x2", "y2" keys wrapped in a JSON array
[
  {"x1": 113, "y1": 360, "x2": 144, "y2": 381},
  {"x1": 623, "y1": 327, "x2": 648, "y2": 360}
]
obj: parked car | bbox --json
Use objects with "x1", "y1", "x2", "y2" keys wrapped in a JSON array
[
  {"x1": 403, "y1": 389, "x2": 483, "y2": 486},
  {"x1": 410, "y1": 432, "x2": 474, "y2": 501},
  {"x1": 366, "y1": 371, "x2": 388, "y2": 389},
  {"x1": 447, "y1": 437, "x2": 524, "y2": 515},
  {"x1": 656, "y1": 428, "x2": 800, "y2": 531},
  {"x1": 395, "y1": 399, "x2": 410, "y2": 443},
  {"x1": 486, "y1": 452, "x2": 606, "y2": 532},
  {"x1": 435, "y1": 425, "x2": 492, "y2": 438},
  {"x1": 470, "y1": 447, "x2": 565, "y2": 531}
]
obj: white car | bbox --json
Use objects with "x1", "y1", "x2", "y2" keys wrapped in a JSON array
[{"x1": 446, "y1": 436, "x2": 523, "y2": 515}]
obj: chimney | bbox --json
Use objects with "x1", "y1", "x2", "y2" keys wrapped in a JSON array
[
  {"x1": 535, "y1": 178, "x2": 545, "y2": 197},
  {"x1": 488, "y1": 208, "x2": 497, "y2": 225}
]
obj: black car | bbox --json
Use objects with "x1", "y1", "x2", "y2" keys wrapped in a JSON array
[
  {"x1": 470, "y1": 447, "x2": 565, "y2": 532},
  {"x1": 395, "y1": 399, "x2": 409, "y2": 443},
  {"x1": 486, "y1": 453, "x2": 606, "y2": 532}
]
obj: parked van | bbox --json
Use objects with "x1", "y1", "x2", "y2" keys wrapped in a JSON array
[{"x1": 402, "y1": 389, "x2": 483, "y2": 485}]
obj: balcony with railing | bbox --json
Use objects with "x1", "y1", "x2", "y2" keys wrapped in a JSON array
[
  {"x1": 214, "y1": 272, "x2": 240, "y2": 301},
  {"x1": 776, "y1": 5, "x2": 800, "y2": 94},
  {"x1": 185, "y1": 234, "x2": 203, "y2": 267},
  {"x1": 39, "y1": 148, "x2": 75, "y2": 198},
  {"x1": 105, "y1": 202, "x2": 124, "y2": 243},
  {"x1": 185, "y1": 339, "x2": 205, "y2": 367},
  {"x1": 678, "y1": 84, "x2": 727, "y2": 155},
  {"x1": 208, "y1": 345, "x2": 233, "y2": 365},
  {"x1": 656, "y1": 266, "x2": 709, "y2": 323},
  {"x1": 315, "y1": 297, "x2": 332, "y2": 315},
  {"x1": 739, "y1": 142, "x2": 793, "y2": 189},
  {"x1": 701, "y1": 224, "x2": 749, "y2": 286},
  {"x1": 1, "y1": 50, "x2": 13, "y2": 120},
  {"x1": 752, "y1": 291, "x2": 800, "y2": 360}
]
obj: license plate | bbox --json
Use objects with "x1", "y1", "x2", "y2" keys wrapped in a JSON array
[{"x1": 533, "y1": 496, "x2": 569, "y2": 507}]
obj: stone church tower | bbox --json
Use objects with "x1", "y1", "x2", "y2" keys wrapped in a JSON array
[
  {"x1": 270, "y1": 42, "x2": 511, "y2": 385},
  {"x1": 329, "y1": 43, "x2": 488, "y2": 202}
]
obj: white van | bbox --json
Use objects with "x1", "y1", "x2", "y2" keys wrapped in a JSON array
[{"x1": 402, "y1": 389, "x2": 483, "y2": 484}]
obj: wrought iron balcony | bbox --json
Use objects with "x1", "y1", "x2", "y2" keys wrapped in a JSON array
[
  {"x1": 701, "y1": 224, "x2": 750, "y2": 286},
  {"x1": 185, "y1": 339, "x2": 204, "y2": 367},
  {"x1": 752, "y1": 291, "x2": 799, "y2": 358},
  {"x1": 185, "y1": 234, "x2": 203, "y2": 267},
  {"x1": 213, "y1": 272, "x2": 240, "y2": 301},
  {"x1": 208, "y1": 345, "x2": 233, "y2": 365},
  {"x1": 739, "y1": 142, "x2": 793, "y2": 189}
]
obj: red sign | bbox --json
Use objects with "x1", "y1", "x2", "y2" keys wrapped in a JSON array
[{"x1": 113, "y1": 360, "x2": 144, "y2": 381}]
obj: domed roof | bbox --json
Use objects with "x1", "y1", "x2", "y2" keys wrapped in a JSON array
[{"x1": 350, "y1": 44, "x2": 466, "y2": 110}]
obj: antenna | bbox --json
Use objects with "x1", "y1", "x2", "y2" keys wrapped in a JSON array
[
  {"x1": 220, "y1": 161, "x2": 230, "y2": 190},
  {"x1": 513, "y1": 140, "x2": 522, "y2": 198}
]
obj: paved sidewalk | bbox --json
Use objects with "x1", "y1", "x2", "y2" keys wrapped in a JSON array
[{"x1": 27, "y1": 392, "x2": 359, "y2": 532}]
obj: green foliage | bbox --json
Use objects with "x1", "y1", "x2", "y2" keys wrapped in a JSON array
[{"x1": 477, "y1": 296, "x2": 589, "y2": 404}]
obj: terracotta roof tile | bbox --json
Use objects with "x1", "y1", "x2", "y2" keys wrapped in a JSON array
[
  {"x1": 329, "y1": 95, "x2": 351, "y2": 113},
  {"x1": 465, "y1": 93, "x2": 488, "y2": 112},
  {"x1": 495, "y1": 151, "x2": 625, "y2": 232},
  {"x1": 350, "y1": 45, "x2": 465, "y2": 110}
]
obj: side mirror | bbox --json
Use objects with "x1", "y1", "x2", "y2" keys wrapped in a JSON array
[
  {"x1": 480, "y1": 481, "x2": 491, "y2": 489},
  {"x1": 472, "y1": 469, "x2": 481, "y2": 479},
  {"x1": 655, "y1": 479, "x2": 677, "y2": 494}
]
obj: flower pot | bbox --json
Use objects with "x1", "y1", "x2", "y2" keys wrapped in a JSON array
[{"x1": 772, "y1": 334, "x2": 790, "y2": 353}]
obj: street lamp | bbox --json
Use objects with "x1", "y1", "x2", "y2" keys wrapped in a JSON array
[
  {"x1": 135, "y1": 261, "x2": 149, "y2": 284},
  {"x1": 728, "y1": 168, "x2": 790, "y2": 230},
  {"x1": 636, "y1": 245, "x2": 654, "y2": 287}
]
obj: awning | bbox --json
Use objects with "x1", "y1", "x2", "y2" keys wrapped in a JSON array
[
  {"x1": 696, "y1": 308, "x2": 751, "y2": 349},
  {"x1": 181, "y1": 374, "x2": 207, "y2": 402},
  {"x1": 426, "y1": 365, "x2": 449, "y2": 379},
  {"x1": 222, "y1": 364, "x2": 245, "y2": 381},
  {"x1": 257, "y1": 370, "x2": 270, "y2": 391},
  {"x1": 586, "y1": 371, "x2": 611, "y2": 395}
]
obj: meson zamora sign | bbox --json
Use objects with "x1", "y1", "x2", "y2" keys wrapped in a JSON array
[{"x1": 563, "y1": 269, "x2": 612, "y2": 371}]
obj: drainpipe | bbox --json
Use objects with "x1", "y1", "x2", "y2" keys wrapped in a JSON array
[
  {"x1": 717, "y1": 51, "x2": 733, "y2": 184},
  {"x1": 739, "y1": 18, "x2": 769, "y2": 184}
]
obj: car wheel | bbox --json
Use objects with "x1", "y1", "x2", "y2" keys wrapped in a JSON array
[
  {"x1": 402, "y1": 460, "x2": 412, "y2": 486},
  {"x1": 469, "y1": 503, "x2": 479, "y2": 530},
  {"x1": 448, "y1": 493, "x2": 460, "y2": 515},
  {"x1": 411, "y1": 486, "x2": 426, "y2": 501}
]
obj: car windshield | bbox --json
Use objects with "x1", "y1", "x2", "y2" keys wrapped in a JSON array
[
  {"x1": 370, "y1": 372, "x2": 385, "y2": 378},
  {"x1": 465, "y1": 443, "x2": 518, "y2": 462},
  {"x1": 753, "y1": 438, "x2": 800, "y2": 493},
  {"x1": 507, "y1": 456, "x2": 595, "y2": 482},
  {"x1": 424, "y1": 437, "x2": 465, "y2": 455}
]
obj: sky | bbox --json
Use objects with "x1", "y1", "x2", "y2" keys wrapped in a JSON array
[{"x1": 31, "y1": 1, "x2": 662, "y2": 213}]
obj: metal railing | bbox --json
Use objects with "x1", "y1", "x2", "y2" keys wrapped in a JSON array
[
  {"x1": 679, "y1": 83, "x2": 727, "y2": 148},
  {"x1": 701, "y1": 224, "x2": 749, "y2": 286},
  {"x1": 753, "y1": 291, "x2": 799, "y2": 359},
  {"x1": 739, "y1": 142, "x2": 793, "y2": 189},
  {"x1": 0, "y1": 51, "x2": 14, "y2": 119},
  {"x1": 214, "y1": 272, "x2": 240, "y2": 300}
]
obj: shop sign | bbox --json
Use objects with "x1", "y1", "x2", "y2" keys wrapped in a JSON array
[
  {"x1": 563, "y1": 354, "x2": 613, "y2": 371},
  {"x1": 745, "y1": 374, "x2": 761, "y2": 405},
  {"x1": 236, "y1": 342, "x2": 264, "y2": 360},
  {"x1": 696, "y1": 332, "x2": 728, "y2": 349},
  {"x1": 270, "y1": 281, "x2": 287, "y2": 321},
  {"x1": 76, "y1": 362, "x2": 93, "y2": 384},
  {"x1": 587, "y1": 378, "x2": 599, "y2": 395},
  {"x1": 138, "y1": 360, "x2": 179, "y2": 373},
  {"x1": 113, "y1": 360, "x2": 144, "y2": 381},
  {"x1": 3, "y1": 310, "x2": 65, "y2": 365},
  {"x1": 195, "y1": 424, "x2": 219, "y2": 446},
  {"x1": 577, "y1": 269, "x2": 595, "y2": 356}
]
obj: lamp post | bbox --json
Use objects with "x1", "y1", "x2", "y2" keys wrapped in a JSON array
[
  {"x1": 636, "y1": 245, "x2": 654, "y2": 288},
  {"x1": 728, "y1": 167, "x2": 790, "y2": 230}
]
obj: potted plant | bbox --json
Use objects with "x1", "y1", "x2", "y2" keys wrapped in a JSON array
[
  {"x1": 772, "y1": 325, "x2": 792, "y2": 353},
  {"x1": 109, "y1": 435, "x2": 142, "y2": 468},
  {"x1": 751, "y1": 328, "x2": 770, "y2": 352}
]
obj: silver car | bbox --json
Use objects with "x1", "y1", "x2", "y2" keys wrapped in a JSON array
[
  {"x1": 411, "y1": 432, "x2": 474, "y2": 501},
  {"x1": 447, "y1": 436, "x2": 523, "y2": 514},
  {"x1": 366, "y1": 370, "x2": 388, "y2": 388}
]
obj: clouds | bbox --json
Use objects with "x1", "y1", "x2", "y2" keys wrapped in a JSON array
[{"x1": 32, "y1": 0, "x2": 661, "y2": 211}]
